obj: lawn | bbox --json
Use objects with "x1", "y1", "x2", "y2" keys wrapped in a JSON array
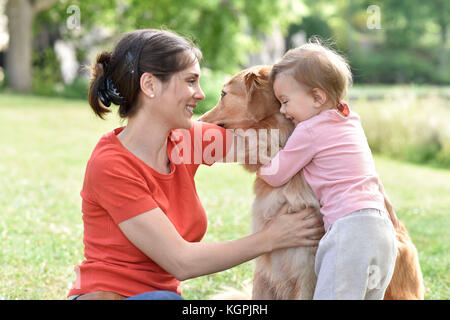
[{"x1": 0, "y1": 93, "x2": 448, "y2": 299}]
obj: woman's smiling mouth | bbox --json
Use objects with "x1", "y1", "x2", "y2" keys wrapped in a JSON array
[{"x1": 185, "y1": 105, "x2": 195, "y2": 116}]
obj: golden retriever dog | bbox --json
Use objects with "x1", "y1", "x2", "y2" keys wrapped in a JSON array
[{"x1": 200, "y1": 65, "x2": 425, "y2": 300}]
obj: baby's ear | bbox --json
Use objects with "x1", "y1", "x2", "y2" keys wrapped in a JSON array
[
  {"x1": 244, "y1": 68, "x2": 280, "y2": 121},
  {"x1": 311, "y1": 88, "x2": 328, "y2": 107}
]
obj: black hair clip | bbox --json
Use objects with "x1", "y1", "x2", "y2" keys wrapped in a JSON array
[
  {"x1": 98, "y1": 76, "x2": 126, "y2": 107},
  {"x1": 126, "y1": 51, "x2": 135, "y2": 74}
]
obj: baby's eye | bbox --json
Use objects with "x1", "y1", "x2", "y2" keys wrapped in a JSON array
[{"x1": 221, "y1": 91, "x2": 227, "y2": 98}]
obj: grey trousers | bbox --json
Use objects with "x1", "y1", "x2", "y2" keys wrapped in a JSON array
[{"x1": 313, "y1": 208, "x2": 397, "y2": 300}]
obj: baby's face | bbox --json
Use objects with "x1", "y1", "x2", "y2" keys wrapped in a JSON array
[{"x1": 273, "y1": 74, "x2": 321, "y2": 125}]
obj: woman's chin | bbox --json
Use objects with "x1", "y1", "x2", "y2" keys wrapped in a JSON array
[{"x1": 175, "y1": 118, "x2": 193, "y2": 130}]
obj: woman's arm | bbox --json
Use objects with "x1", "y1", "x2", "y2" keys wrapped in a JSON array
[{"x1": 118, "y1": 205, "x2": 323, "y2": 281}]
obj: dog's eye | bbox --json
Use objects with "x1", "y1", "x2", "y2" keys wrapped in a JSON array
[{"x1": 221, "y1": 91, "x2": 227, "y2": 99}]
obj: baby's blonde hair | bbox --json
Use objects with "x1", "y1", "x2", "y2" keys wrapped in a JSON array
[{"x1": 270, "y1": 39, "x2": 353, "y2": 107}]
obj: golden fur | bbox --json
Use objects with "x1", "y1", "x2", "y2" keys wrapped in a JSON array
[{"x1": 201, "y1": 65, "x2": 425, "y2": 300}]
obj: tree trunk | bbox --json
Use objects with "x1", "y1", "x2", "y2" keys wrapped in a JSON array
[
  {"x1": 5, "y1": 0, "x2": 59, "y2": 92},
  {"x1": 6, "y1": 0, "x2": 33, "y2": 92}
]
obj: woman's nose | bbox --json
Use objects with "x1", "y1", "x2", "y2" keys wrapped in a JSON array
[
  {"x1": 280, "y1": 105, "x2": 286, "y2": 114},
  {"x1": 195, "y1": 86, "x2": 205, "y2": 101}
]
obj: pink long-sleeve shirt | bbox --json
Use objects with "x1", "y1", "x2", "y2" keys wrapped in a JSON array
[{"x1": 258, "y1": 109, "x2": 385, "y2": 230}]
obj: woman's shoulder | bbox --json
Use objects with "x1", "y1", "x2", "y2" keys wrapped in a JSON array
[{"x1": 86, "y1": 128, "x2": 137, "y2": 174}]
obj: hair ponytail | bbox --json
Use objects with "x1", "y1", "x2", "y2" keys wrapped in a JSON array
[{"x1": 88, "y1": 51, "x2": 113, "y2": 119}]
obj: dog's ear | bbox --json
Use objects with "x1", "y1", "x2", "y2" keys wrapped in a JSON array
[{"x1": 244, "y1": 69, "x2": 280, "y2": 122}]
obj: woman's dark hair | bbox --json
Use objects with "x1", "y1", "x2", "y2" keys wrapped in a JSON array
[{"x1": 88, "y1": 29, "x2": 202, "y2": 119}]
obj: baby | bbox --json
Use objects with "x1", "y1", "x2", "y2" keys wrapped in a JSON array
[{"x1": 257, "y1": 41, "x2": 398, "y2": 300}]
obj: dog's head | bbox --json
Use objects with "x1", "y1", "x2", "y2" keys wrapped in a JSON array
[
  {"x1": 200, "y1": 65, "x2": 290, "y2": 129},
  {"x1": 199, "y1": 65, "x2": 295, "y2": 171}
]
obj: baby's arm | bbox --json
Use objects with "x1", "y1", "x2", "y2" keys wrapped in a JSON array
[
  {"x1": 257, "y1": 125, "x2": 315, "y2": 187},
  {"x1": 378, "y1": 179, "x2": 399, "y2": 229}
]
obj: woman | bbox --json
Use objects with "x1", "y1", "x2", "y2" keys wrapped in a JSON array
[{"x1": 68, "y1": 29, "x2": 324, "y2": 300}]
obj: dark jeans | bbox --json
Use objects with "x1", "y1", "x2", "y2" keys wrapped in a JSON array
[
  {"x1": 125, "y1": 290, "x2": 184, "y2": 300},
  {"x1": 71, "y1": 290, "x2": 184, "y2": 300}
]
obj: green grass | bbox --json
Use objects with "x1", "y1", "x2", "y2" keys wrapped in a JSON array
[{"x1": 0, "y1": 93, "x2": 448, "y2": 300}]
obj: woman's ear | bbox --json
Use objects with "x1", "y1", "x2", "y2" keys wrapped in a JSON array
[
  {"x1": 311, "y1": 88, "x2": 328, "y2": 108},
  {"x1": 140, "y1": 72, "x2": 157, "y2": 99}
]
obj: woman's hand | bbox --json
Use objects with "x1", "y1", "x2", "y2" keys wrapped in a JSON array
[{"x1": 263, "y1": 204, "x2": 324, "y2": 252}]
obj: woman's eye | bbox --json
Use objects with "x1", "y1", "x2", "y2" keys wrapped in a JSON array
[{"x1": 282, "y1": 101, "x2": 288, "y2": 105}]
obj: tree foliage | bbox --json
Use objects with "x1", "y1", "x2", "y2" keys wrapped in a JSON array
[
  {"x1": 284, "y1": 0, "x2": 450, "y2": 84},
  {"x1": 5, "y1": 0, "x2": 450, "y2": 93},
  {"x1": 36, "y1": 0, "x2": 302, "y2": 73}
]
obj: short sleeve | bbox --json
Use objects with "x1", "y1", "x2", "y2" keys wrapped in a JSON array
[
  {"x1": 170, "y1": 121, "x2": 234, "y2": 175},
  {"x1": 84, "y1": 153, "x2": 158, "y2": 224}
]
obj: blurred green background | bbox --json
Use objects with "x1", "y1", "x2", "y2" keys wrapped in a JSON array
[
  {"x1": 0, "y1": 0, "x2": 449, "y2": 299},
  {"x1": 1, "y1": 0, "x2": 450, "y2": 167}
]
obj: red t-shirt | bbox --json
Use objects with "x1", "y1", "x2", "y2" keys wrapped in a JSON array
[{"x1": 68, "y1": 121, "x2": 231, "y2": 297}]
